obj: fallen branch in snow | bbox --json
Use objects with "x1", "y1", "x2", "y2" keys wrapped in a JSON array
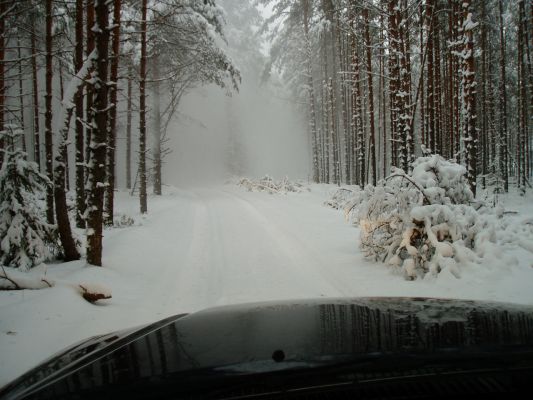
[
  {"x1": 1, "y1": 266, "x2": 21, "y2": 290},
  {"x1": 0, "y1": 267, "x2": 111, "y2": 303},
  {"x1": 250, "y1": 182, "x2": 282, "y2": 194},
  {"x1": 0, "y1": 265, "x2": 56, "y2": 290},
  {"x1": 324, "y1": 187, "x2": 361, "y2": 217},
  {"x1": 385, "y1": 173, "x2": 432, "y2": 206},
  {"x1": 41, "y1": 278, "x2": 53, "y2": 288},
  {"x1": 78, "y1": 283, "x2": 112, "y2": 303}
]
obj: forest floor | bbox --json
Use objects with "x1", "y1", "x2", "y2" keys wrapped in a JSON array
[{"x1": 1, "y1": 184, "x2": 533, "y2": 387}]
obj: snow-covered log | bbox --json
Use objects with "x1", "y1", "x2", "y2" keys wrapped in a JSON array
[{"x1": 78, "y1": 283, "x2": 112, "y2": 303}]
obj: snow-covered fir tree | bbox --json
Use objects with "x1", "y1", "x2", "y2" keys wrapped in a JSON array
[{"x1": 0, "y1": 128, "x2": 57, "y2": 271}]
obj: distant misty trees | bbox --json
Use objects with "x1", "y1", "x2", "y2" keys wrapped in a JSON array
[
  {"x1": 261, "y1": 0, "x2": 532, "y2": 195},
  {"x1": 0, "y1": 0, "x2": 239, "y2": 268}
]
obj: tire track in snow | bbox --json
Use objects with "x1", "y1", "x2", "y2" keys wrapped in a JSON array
[
  {"x1": 175, "y1": 193, "x2": 219, "y2": 312},
  {"x1": 220, "y1": 189, "x2": 352, "y2": 297},
  {"x1": 204, "y1": 189, "x2": 349, "y2": 301}
]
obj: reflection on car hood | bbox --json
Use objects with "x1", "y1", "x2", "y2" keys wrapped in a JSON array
[{"x1": 2, "y1": 297, "x2": 533, "y2": 399}]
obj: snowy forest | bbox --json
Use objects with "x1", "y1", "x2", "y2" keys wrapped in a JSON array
[
  {"x1": 0, "y1": 0, "x2": 531, "y2": 269},
  {"x1": 0, "y1": 0, "x2": 241, "y2": 269},
  {"x1": 0, "y1": 0, "x2": 533, "y2": 388},
  {"x1": 264, "y1": 0, "x2": 531, "y2": 193}
]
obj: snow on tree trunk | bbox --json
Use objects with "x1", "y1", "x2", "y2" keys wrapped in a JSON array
[
  {"x1": 363, "y1": 7, "x2": 377, "y2": 185},
  {"x1": 105, "y1": 0, "x2": 122, "y2": 225},
  {"x1": 302, "y1": 0, "x2": 319, "y2": 183},
  {"x1": 498, "y1": 0, "x2": 509, "y2": 192},
  {"x1": 54, "y1": 49, "x2": 97, "y2": 263},
  {"x1": 44, "y1": 0, "x2": 54, "y2": 225},
  {"x1": 126, "y1": 66, "x2": 132, "y2": 190},
  {"x1": 85, "y1": 2, "x2": 95, "y2": 168},
  {"x1": 460, "y1": 0, "x2": 478, "y2": 197},
  {"x1": 86, "y1": 1, "x2": 111, "y2": 267},
  {"x1": 138, "y1": 0, "x2": 148, "y2": 214},
  {"x1": 349, "y1": 9, "x2": 365, "y2": 187},
  {"x1": 30, "y1": 14, "x2": 41, "y2": 171},
  {"x1": 75, "y1": 0, "x2": 85, "y2": 229},
  {"x1": 152, "y1": 54, "x2": 162, "y2": 196}
]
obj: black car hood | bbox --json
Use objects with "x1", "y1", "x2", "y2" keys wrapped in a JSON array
[{"x1": 2, "y1": 297, "x2": 533, "y2": 399}]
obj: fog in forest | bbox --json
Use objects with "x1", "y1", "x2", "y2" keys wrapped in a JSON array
[
  {"x1": 151, "y1": 1, "x2": 309, "y2": 187},
  {"x1": 164, "y1": 77, "x2": 310, "y2": 187}
]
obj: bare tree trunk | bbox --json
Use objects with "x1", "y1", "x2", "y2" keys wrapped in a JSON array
[
  {"x1": 518, "y1": 0, "x2": 527, "y2": 189},
  {"x1": 86, "y1": 0, "x2": 110, "y2": 266},
  {"x1": 126, "y1": 65, "x2": 132, "y2": 189},
  {"x1": 480, "y1": 0, "x2": 488, "y2": 188},
  {"x1": 522, "y1": 0, "x2": 533, "y2": 179},
  {"x1": 0, "y1": 0, "x2": 4, "y2": 166},
  {"x1": 426, "y1": 0, "x2": 436, "y2": 154},
  {"x1": 487, "y1": 51, "x2": 497, "y2": 176},
  {"x1": 322, "y1": 80, "x2": 330, "y2": 182},
  {"x1": 349, "y1": 11, "x2": 365, "y2": 187},
  {"x1": 152, "y1": 54, "x2": 162, "y2": 195},
  {"x1": 327, "y1": 78, "x2": 339, "y2": 184},
  {"x1": 139, "y1": 0, "x2": 148, "y2": 213},
  {"x1": 57, "y1": 58, "x2": 69, "y2": 192},
  {"x1": 302, "y1": 0, "x2": 319, "y2": 183},
  {"x1": 321, "y1": 33, "x2": 329, "y2": 183},
  {"x1": 105, "y1": 0, "x2": 121, "y2": 225},
  {"x1": 45, "y1": 0, "x2": 54, "y2": 224},
  {"x1": 335, "y1": 13, "x2": 348, "y2": 184},
  {"x1": 453, "y1": 1, "x2": 460, "y2": 157},
  {"x1": 85, "y1": 1, "x2": 95, "y2": 166},
  {"x1": 380, "y1": 8, "x2": 387, "y2": 179},
  {"x1": 499, "y1": 0, "x2": 509, "y2": 192},
  {"x1": 420, "y1": 1, "x2": 426, "y2": 149},
  {"x1": 388, "y1": 0, "x2": 399, "y2": 168},
  {"x1": 433, "y1": 17, "x2": 443, "y2": 156},
  {"x1": 75, "y1": 0, "x2": 85, "y2": 228},
  {"x1": 363, "y1": 7, "x2": 377, "y2": 185},
  {"x1": 30, "y1": 19, "x2": 40, "y2": 169},
  {"x1": 16, "y1": 37, "x2": 26, "y2": 153},
  {"x1": 447, "y1": 0, "x2": 455, "y2": 158}
]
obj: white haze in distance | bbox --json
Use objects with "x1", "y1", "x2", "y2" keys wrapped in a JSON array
[
  {"x1": 162, "y1": 3, "x2": 310, "y2": 187},
  {"x1": 164, "y1": 83, "x2": 310, "y2": 186}
]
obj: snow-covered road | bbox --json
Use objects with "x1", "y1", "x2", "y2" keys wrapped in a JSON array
[
  {"x1": 104, "y1": 187, "x2": 359, "y2": 315},
  {"x1": 2, "y1": 185, "x2": 533, "y2": 387}
]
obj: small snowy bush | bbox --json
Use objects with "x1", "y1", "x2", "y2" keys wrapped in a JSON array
[
  {"x1": 357, "y1": 155, "x2": 492, "y2": 280},
  {"x1": 238, "y1": 175, "x2": 309, "y2": 194},
  {"x1": 0, "y1": 128, "x2": 58, "y2": 271},
  {"x1": 113, "y1": 213, "x2": 136, "y2": 228}
]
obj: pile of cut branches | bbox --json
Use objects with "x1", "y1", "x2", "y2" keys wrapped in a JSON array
[
  {"x1": 238, "y1": 175, "x2": 309, "y2": 194},
  {"x1": 330, "y1": 155, "x2": 500, "y2": 280}
]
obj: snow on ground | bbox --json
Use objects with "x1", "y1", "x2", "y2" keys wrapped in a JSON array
[{"x1": 1, "y1": 184, "x2": 533, "y2": 387}]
